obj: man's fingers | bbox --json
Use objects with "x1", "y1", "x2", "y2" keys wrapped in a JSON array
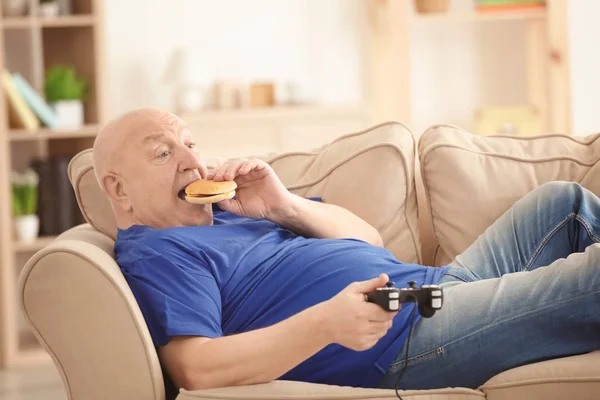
[
  {"x1": 367, "y1": 320, "x2": 394, "y2": 335},
  {"x1": 223, "y1": 160, "x2": 246, "y2": 180},
  {"x1": 353, "y1": 273, "x2": 389, "y2": 293}
]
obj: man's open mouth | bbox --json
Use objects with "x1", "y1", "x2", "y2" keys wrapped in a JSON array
[{"x1": 178, "y1": 189, "x2": 187, "y2": 200}]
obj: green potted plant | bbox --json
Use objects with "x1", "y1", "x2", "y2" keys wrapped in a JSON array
[
  {"x1": 44, "y1": 65, "x2": 87, "y2": 129},
  {"x1": 11, "y1": 169, "x2": 39, "y2": 243}
]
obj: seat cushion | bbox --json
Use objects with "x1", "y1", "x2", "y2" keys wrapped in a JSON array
[
  {"x1": 418, "y1": 125, "x2": 600, "y2": 266},
  {"x1": 176, "y1": 380, "x2": 484, "y2": 400},
  {"x1": 68, "y1": 121, "x2": 423, "y2": 263},
  {"x1": 480, "y1": 351, "x2": 600, "y2": 400}
]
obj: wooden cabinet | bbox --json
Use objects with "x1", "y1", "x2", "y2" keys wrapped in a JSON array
[{"x1": 181, "y1": 105, "x2": 372, "y2": 159}]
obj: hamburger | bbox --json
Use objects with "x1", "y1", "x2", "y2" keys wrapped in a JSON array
[{"x1": 183, "y1": 179, "x2": 237, "y2": 204}]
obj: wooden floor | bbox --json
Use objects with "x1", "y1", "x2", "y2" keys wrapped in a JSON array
[{"x1": 0, "y1": 363, "x2": 65, "y2": 400}]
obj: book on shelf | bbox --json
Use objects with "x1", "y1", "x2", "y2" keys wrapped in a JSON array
[
  {"x1": 12, "y1": 73, "x2": 59, "y2": 129},
  {"x1": 2, "y1": 68, "x2": 58, "y2": 132},
  {"x1": 31, "y1": 157, "x2": 81, "y2": 236},
  {"x1": 475, "y1": 0, "x2": 545, "y2": 12},
  {"x1": 1, "y1": 69, "x2": 40, "y2": 131}
]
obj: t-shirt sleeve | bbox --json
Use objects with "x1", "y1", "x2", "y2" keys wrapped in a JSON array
[{"x1": 122, "y1": 252, "x2": 222, "y2": 347}]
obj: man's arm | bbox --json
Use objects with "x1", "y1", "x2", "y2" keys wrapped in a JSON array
[
  {"x1": 158, "y1": 274, "x2": 395, "y2": 390},
  {"x1": 269, "y1": 194, "x2": 384, "y2": 247},
  {"x1": 207, "y1": 159, "x2": 383, "y2": 247}
]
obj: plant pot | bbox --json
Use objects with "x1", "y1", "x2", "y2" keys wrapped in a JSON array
[
  {"x1": 2, "y1": 0, "x2": 28, "y2": 16},
  {"x1": 14, "y1": 215, "x2": 39, "y2": 243},
  {"x1": 415, "y1": 0, "x2": 449, "y2": 13},
  {"x1": 53, "y1": 100, "x2": 84, "y2": 129},
  {"x1": 40, "y1": 1, "x2": 60, "y2": 18}
]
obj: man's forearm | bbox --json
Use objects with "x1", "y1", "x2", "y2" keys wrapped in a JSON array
[
  {"x1": 269, "y1": 194, "x2": 383, "y2": 247},
  {"x1": 165, "y1": 302, "x2": 331, "y2": 390}
]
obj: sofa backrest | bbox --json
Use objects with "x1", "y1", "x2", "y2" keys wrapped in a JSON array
[
  {"x1": 418, "y1": 124, "x2": 600, "y2": 266},
  {"x1": 68, "y1": 121, "x2": 422, "y2": 263}
]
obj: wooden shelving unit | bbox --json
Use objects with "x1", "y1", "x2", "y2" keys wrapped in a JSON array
[
  {"x1": 364, "y1": 0, "x2": 570, "y2": 135},
  {"x1": 0, "y1": 0, "x2": 106, "y2": 368}
]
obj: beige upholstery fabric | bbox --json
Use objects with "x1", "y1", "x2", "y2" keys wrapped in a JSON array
[
  {"x1": 481, "y1": 351, "x2": 600, "y2": 400},
  {"x1": 177, "y1": 381, "x2": 484, "y2": 400},
  {"x1": 18, "y1": 224, "x2": 165, "y2": 400},
  {"x1": 19, "y1": 121, "x2": 600, "y2": 400},
  {"x1": 68, "y1": 121, "x2": 422, "y2": 263},
  {"x1": 418, "y1": 125, "x2": 600, "y2": 266}
]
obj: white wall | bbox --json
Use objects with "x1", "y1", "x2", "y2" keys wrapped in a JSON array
[
  {"x1": 568, "y1": 0, "x2": 600, "y2": 136},
  {"x1": 104, "y1": 0, "x2": 364, "y2": 119},
  {"x1": 105, "y1": 0, "x2": 600, "y2": 137}
]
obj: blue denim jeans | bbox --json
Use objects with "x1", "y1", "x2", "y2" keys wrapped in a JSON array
[{"x1": 377, "y1": 181, "x2": 600, "y2": 390}]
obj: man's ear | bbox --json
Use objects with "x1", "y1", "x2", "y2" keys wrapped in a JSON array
[{"x1": 102, "y1": 173, "x2": 132, "y2": 212}]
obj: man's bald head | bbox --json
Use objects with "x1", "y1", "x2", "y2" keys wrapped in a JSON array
[
  {"x1": 92, "y1": 108, "x2": 211, "y2": 229},
  {"x1": 93, "y1": 108, "x2": 181, "y2": 188}
]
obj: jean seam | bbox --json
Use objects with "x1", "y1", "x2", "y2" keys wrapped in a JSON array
[
  {"x1": 388, "y1": 346, "x2": 443, "y2": 373},
  {"x1": 523, "y1": 213, "x2": 575, "y2": 271},
  {"x1": 575, "y1": 214, "x2": 600, "y2": 244}
]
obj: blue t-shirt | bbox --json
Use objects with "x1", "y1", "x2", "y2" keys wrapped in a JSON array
[{"x1": 115, "y1": 205, "x2": 449, "y2": 388}]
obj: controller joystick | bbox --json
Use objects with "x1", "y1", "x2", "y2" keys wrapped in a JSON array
[{"x1": 366, "y1": 280, "x2": 443, "y2": 318}]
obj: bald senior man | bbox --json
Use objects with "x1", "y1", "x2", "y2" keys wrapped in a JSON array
[{"x1": 94, "y1": 108, "x2": 600, "y2": 393}]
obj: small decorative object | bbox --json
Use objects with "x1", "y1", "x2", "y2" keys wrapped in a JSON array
[
  {"x1": 414, "y1": 0, "x2": 449, "y2": 13},
  {"x1": 475, "y1": 105, "x2": 543, "y2": 136},
  {"x1": 57, "y1": 0, "x2": 72, "y2": 15},
  {"x1": 2, "y1": 0, "x2": 28, "y2": 16},
  {"x1": 44, "y1": 65, "x2": 87, "y2": 129},
  {"x1": 12, "y1": 169, "x2": 39, "y2": 243},
  {"x1": 163, "y1": 47, "x2": 212, "y2": 114},
  {"x1": 39, "y1": 0, "x2": 60, "y2": 17},
  {"x1": 213, "y1": 81, "x2": 241, "y2": 110},
  {"x1": 249, "y1": 83, "x2": 275, "y2": 108}
]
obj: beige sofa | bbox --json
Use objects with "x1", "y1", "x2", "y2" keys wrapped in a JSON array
[{"x1": 18, "y1": 122, "x2": 600, "y2": 400}]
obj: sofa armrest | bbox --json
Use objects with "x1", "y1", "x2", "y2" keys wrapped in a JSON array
[{"x1": 18, "y1": 230, "x2": 165, "y2": 400}]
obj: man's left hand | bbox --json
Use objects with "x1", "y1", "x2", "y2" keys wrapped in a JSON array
[{"x1": 206, "y1": 158, "x2": 292, "y2": 220}]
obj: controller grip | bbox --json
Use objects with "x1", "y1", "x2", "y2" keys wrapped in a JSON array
[{"x1": 366, "y1": 291, "x2": 399, "y2": 312}]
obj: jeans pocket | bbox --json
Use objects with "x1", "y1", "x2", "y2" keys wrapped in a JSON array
[{"x1": 388, "y1": 346, "x2": 445, "y2": 374}]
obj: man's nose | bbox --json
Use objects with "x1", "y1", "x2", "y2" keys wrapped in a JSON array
[{"x1": 178, "y1": 147, "x2": 203, "y2": 173}]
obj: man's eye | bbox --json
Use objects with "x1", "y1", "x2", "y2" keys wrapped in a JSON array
[
  {"x1": 188, "y1": 143, "x2": 198, "y2": 151},
  {"x1": 159, "y1": 150, "x2": 170, "y2": 158}
]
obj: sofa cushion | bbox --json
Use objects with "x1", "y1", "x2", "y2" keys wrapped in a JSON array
[
  {"x1": 418, "y1": 125, "x2": 600, "y2": 266},
  {"x1": 68, "y1": 121, "x2": 422, "y2": 263},
  {"x1": 480, "y1": 351, "x2": 600, "y2": 400},
  {"x1": 177, "y1": 380, "x2": 485, "y2": 400}
]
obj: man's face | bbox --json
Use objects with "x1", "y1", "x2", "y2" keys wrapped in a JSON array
[{"x1": 119, "y1": 114, "x2": 212, "y2": 228}]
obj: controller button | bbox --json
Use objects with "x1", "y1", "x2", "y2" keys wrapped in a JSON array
[
  {"x1": 408, "y1": 281, "x2": 416, "y2": 288},
  {"x1": 386, "y1": 281, "x2": 395, "y2": 288},
  {"x1": 432, "y1": 290, "x2": 442, "y2": 296},
  {"x1": 432, "y1": 298, "x2": 442, "y2": 309},
  {"x1": 389, "y1": 300, "x2": 399, "y2": 310},
  {"x1": 389, "y1": 292, "x2": 399, "y2": 299}
]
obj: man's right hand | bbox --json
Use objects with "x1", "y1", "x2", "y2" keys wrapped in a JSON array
[{"x1": 321, "y1": 273, "x2": 400, "y2": 351}]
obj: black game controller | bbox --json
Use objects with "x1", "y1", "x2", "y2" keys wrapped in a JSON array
[{"x1": 367, "y1": 281, "x2": 443, "y2": 318}]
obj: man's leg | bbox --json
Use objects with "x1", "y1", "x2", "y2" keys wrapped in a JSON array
[
  {"x1": 378, "y1": 181, "x2": 600, "y2": 389},
  {"x1": 440, "y1": 181, "x2": 600, "y2": 283}
]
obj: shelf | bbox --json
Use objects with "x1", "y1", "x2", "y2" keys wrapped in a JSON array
[
  {"x1": 40, "y1": 15, "x2": 96, "y2": 27},
  {"x1": 14, "y1": 236, "x2": 57, "y2": 253},
  {"x1": 412, "y1": 9, "x2": 546, "y2": 24},
  {"x1": 2, "y1": 15, "x2": 95, "y2": 29},
  {"x1": 1, "y1": 17, "x2": 35, "y2": 29},
  {"x1": 180, "y1": 104, "x2": 369, "y2": 123},
  {"x1": 8, "y1": 124, "x2": 100, "y2": 141}
]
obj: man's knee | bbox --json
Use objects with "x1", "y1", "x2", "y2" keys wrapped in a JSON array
[{"x1": 535, "y1": 181, "x2": 585, "y2": 203}]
